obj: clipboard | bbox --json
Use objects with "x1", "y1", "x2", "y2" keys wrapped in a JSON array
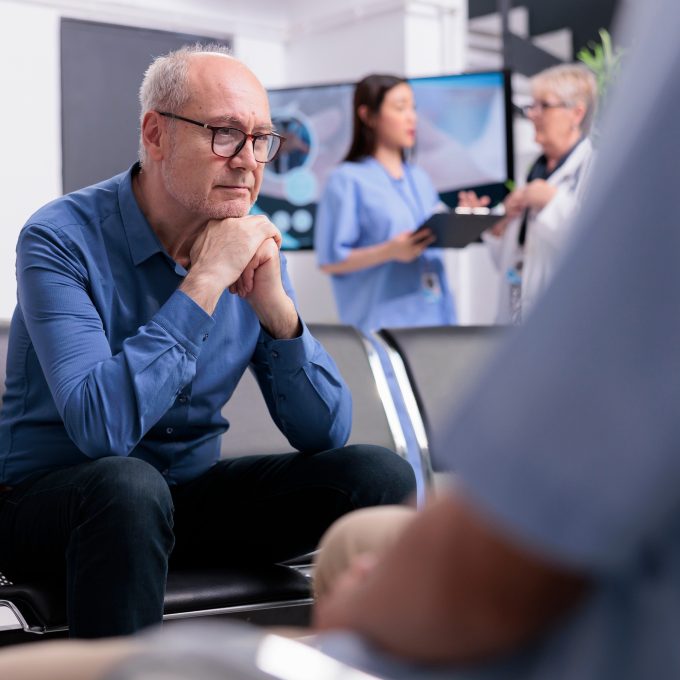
[{"x1": 415, "y1": 208, "x2": 499, "y2": 248}]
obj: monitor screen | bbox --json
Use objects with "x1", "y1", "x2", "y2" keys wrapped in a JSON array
[{"x1": 255, "y1": 71, "x2": 514, "y2": 250}]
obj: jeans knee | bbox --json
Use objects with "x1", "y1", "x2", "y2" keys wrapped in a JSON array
[
  {"x1": 334, "y1": 445, "x2": 416, "y2": 507},
  {"x1": 78, "y1": 457, "x2": 173, "y2": 536}
]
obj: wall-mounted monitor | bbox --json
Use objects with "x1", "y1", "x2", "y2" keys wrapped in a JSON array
[{"x1": 256, "y1": 71, "x2": 514, "y2": 250}]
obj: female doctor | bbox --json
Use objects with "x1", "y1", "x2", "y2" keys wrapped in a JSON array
[
  {"x1": 315, "y1": 74, "x2": 457, "y2": 333},
  {"x1": 460, "y1": 63, "x2": 598, "y2": 323}
]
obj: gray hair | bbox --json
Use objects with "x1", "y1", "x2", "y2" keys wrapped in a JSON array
[
  {"x1": 138, "y1": 43, "x2": 233, "y2": 164},
  {"x1": 532, "y1": 63, "x2": 599, "y2": 135}
]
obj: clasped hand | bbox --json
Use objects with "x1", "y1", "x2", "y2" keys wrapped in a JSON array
[
  {"x1": 184, "y1": 214, "x2": 299, "y2": 338},
  {"x1": 188, "y1": 214, "x2": 283, "y2": 301}
]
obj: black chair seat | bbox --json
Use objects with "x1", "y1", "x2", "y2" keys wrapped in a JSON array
[
  {"x1": 1, "y1": 564, "x2": 311, "y2": 633},
  {"x1": 0, "y1": 580, "x2": 66, "y2": 632},
  {"x1": 163, "y1": 565, "x2": 311, "y2": 616}
]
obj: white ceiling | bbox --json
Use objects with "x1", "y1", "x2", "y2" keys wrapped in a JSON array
[
  {"x1": 9, "y1": 0, "x2": 409, "y2": 39},
  {"x1": 179, "y1": 0, "x2": 399, "y2": 24}
]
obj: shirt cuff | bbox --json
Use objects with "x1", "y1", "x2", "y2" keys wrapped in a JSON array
[
  {"x1": 154, "y1": 290, "x2": 215, "y2": 357},
  {"x1": 256, "y1": 319, "x2": 317, "y2": 370}
]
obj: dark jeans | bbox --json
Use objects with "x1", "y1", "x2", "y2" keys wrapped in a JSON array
[{"x1": 0, "y1": 445, "x2": 414, "y2": 638}]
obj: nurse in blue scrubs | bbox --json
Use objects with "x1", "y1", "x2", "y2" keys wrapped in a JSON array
[{"x1": 315, "y1": 74, "x2": 457, "y2": 333}]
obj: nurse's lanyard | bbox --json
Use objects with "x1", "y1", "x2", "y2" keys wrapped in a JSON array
[
  {"x1": 386, "y1": 163, "x2": 426, "y2": 226},
  {"x1": 383, "y1": 162, "x2": 442, "y2": 303}
]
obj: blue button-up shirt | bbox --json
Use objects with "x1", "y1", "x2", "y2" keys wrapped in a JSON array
[{"x1": 0, "y1": 165, "x2": 351, "y2": 486}]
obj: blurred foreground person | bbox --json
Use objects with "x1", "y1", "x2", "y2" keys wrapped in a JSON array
[{"x1": 1, "y1": 0, "x2": 679, "y2": 676}]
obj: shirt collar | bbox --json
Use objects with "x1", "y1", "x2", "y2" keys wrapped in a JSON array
[
  {"x1": 118, "y1": 163, "x2": 165, "y2": 266},
  {"x1": 529, "y1": 136, "x2": 586, "y2": 182}
]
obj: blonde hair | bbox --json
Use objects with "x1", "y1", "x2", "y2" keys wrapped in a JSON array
[
  {"x1": 137, "y1": 43, "x2": 233, "y2": 164},
  {"x1": 532, "y1": 63, "x2": 598, "y2": 134}
]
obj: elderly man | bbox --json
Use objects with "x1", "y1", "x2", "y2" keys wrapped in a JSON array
[{"x1": 0, "y1": 45, "x2": 415, "y2": 638}]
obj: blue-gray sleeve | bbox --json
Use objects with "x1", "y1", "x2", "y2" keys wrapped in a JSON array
[
  {"x1": 315, "y1": 168, "x2": 360, "y2": 266},
  {"x1": 249, "y1": 253, "x2": 352, "y2": 452},
  {"x1": 16, "y1": 223, "x2": 214, "y2": 459},
  {"x1": 440, "y1": 16, "x2": 680, "y2": 574}
]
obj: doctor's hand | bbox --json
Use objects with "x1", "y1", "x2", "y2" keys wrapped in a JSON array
[
  {"x1": 503, "y1": 188, "x2": 529, "y2": 219},
  {"x1": 388, "y1": 229, "x2": 436, "y2": 263},
  {"x1": 457, "y1": 191, "x2": 491, "y2": 209},
  {"x1": 522, "y1": 179, "x2": 558, "y2": 211}
]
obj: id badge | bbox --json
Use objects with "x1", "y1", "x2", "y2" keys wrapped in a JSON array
[{"x1": 421, "y1": 271, "x2": 442, "y2": 303}]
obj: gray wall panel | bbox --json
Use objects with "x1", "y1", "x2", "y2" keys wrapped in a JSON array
[{"x1": 61, "y1": 19, "x2": 231, "y2": 193}]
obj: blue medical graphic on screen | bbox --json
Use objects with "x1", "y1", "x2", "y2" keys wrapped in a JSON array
[{"x1": 256, "y1": 71, "x2": 513, "y2": 250}]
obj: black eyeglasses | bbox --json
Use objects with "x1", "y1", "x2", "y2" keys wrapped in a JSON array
[
  {"x1": 158, "y1": 112, "x2": 285, "y2": 163},
  {"x1": 521, "y1": 100, "x2": 571, "y2": 116}
]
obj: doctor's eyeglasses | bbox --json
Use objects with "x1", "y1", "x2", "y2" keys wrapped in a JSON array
[{"x1": 521, "y1": 100, "x2": 571, "y2": 116}]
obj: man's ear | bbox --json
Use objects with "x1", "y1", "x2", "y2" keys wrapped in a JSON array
[
  {"x1": 357, "y1": 105, "x2": 374, "y2": 128},
  {"x1": 140, "y1": 111, "x2": 165, "y2": 161}
]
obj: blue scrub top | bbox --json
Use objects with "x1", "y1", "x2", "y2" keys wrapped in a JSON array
[{"x1": 315, "y1": 158, "x2": 457, "y2": 333}]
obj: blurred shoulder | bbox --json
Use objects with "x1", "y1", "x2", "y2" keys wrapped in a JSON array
[
  {"x1": 328, "y1": 159, "x2": 376, "y2": 183},
  {"x1": 406, "y1": 162, "x2": 434, "y2": 184}
]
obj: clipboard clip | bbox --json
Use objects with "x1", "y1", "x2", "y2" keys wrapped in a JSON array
[{"x1": 454, "y1": 206, "x2": 491, "y2": 216}]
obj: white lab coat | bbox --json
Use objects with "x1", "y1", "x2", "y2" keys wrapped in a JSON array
[{"x1": 484, "y1": 137, "x2": 594, "y2": 323}]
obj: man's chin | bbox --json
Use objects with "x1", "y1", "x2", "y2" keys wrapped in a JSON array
[{"x1": 210, "y1": 199, "x2": 252, "y2": 219}]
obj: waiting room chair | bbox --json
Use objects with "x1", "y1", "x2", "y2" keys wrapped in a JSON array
[
  {"x1": 221, "y1": 323, "x2": 406, "y2": 459},
  {"x1": 377, "y1": 325, "x2": 510, "y2": 487},
  {"x1": 0, "y1": 322, "x2": 406, "y2": 642}
]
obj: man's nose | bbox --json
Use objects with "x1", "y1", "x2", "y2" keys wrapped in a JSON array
[{"x1": 229, "y1": 139, "x2": 259, "y2": 170}]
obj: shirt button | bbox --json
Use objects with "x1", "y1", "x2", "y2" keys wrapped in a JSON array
[
  {"x1": 166, "y1": 427, "x2": 174, "y2": 434},
  {"x1": 278, "y1": 394, "x2": 286, "y2": 401},
  {"x1": 162, "y1": 469, "x2": 170, "y2": 476},
  {"x1": 178, "y1": 394, "x2": 188, "y2": 404},
  {"x1": 271, "y1": 350, "x2": 279, "y2": 359},
  {"x1": 202, "y1": 333, "x2": 209, "y2": 342}
]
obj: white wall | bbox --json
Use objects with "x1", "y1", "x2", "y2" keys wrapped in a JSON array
[
  {"x1": 0, "y1": 1, "x2": 62, "y2": 320},
  {"x1": 404, "y1": 0, "x2": 467, "y2": 77},
  {"x1": 287, "y1": 10, "x2": 406, "y2": 86},
  {"x1": 232, "y1": 34, "x2": 287, "y2": 88}
]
